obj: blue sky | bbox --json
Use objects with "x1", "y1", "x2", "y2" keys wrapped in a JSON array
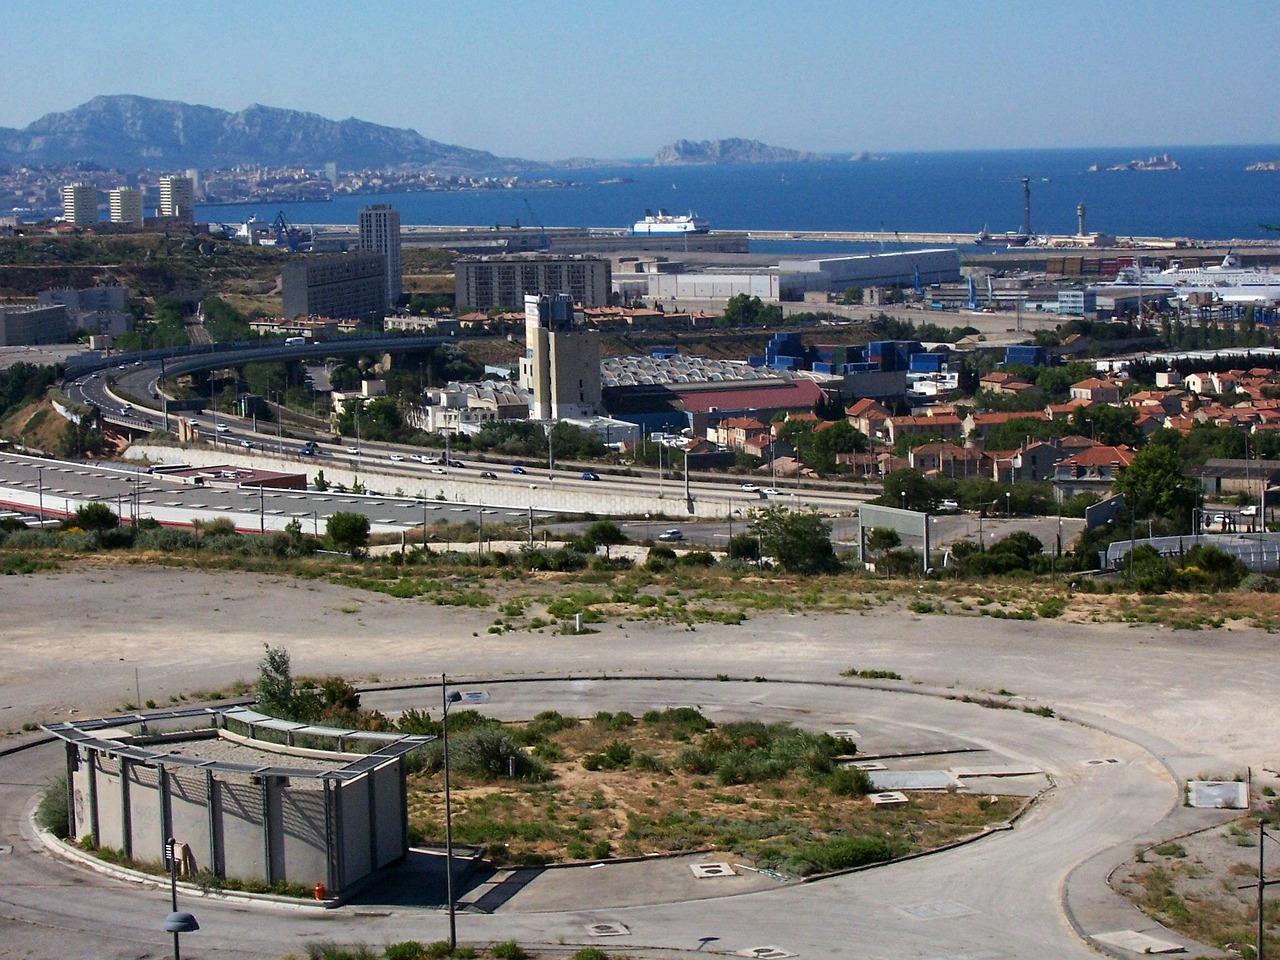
[{"x1": 5, "y1": 0, "x2": 1280, "y2": 161}]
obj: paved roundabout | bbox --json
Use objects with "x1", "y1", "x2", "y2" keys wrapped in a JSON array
[{"x1": 0, "y1": 568, "x2": 1274, "y2": 959}]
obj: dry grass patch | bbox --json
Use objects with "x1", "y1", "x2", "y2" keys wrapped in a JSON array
[{"x1": 404, "y1": 708, "x2": 1017, "y2": 875}]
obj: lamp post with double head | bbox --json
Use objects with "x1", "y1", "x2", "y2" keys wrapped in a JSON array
[{"x1": 441, "y1": 676, "x2": 489, "y2": 952}]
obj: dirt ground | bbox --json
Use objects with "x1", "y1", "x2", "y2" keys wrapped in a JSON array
[{"x1": 1112, "y1": 813, "x2": 1280, "y2": 956}]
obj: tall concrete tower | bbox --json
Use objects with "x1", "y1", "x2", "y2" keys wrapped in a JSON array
[
  {"x1": 519, "y1": 293, "x2": 601, "y2": 421},
  {"x1": 109, "y1": 187, "x2": 144, "y2": 225},
  {"x1": 60, "y1": 183, "x2": 98, "y2": 226},
  {"x1": 358, "y1": 204, "x2": 402, "y2": 309},
  {"x1": 1077, "y1": 202, "x2": 1086, "y2": 237},
  {"x1": 158, "y1": 175, "x2": 194, "y2": 221}
]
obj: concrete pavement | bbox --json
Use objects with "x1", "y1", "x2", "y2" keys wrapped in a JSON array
[{"x1": 0, "y1": 568, "x2": 1271, "y2": 958}]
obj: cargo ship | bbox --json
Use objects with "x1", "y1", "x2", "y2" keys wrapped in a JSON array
[{"x1": 630, "y1": 209, "x2": 710, "y2": 236}]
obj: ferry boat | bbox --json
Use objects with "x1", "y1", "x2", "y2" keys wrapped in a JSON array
[
  {"x1": 1114, "y1": 253, "x2": 1280, "y2": 302},
  {"x1": 630, "y1": 209, "x2": 710, "y2": 236}
]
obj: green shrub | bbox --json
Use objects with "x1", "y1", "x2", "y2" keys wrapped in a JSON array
[
  {"x1": 574, "y1": 948, "x2": 609, "y2": 960},
  {"x1": 826, "y1": 766, "x2": 873, "y2": 797},
  {"x1": 1036, "y1": 596, "x2": 1065, "y2": 619},
  {"x1": 35, "y1": 775, "x2": 70, "y2": 838},
  {"x1": 384, "y1": 942, "x2": 427, "y2": 960},
  {"x1": 491, "y1": 942, "x2": 527, "y2": 960}
]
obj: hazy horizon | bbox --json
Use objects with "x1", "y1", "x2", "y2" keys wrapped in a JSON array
[{"x1": 6, "y1": 0, "x2": 1280, "y2": 162}]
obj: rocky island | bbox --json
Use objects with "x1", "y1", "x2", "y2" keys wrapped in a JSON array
[
  {"x1": 1088, "y1": 153, "x2": 1181, "y2": 172},
  {"x1": 653, "y1": 138, "x2": 825, "y2": 165}
]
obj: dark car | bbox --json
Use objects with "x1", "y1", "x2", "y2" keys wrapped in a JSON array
[
  {"x1": 511, "y1": 466, "x2": 528, "y2": 475},
  {"x1": 581, "y1": 471, "x2": 600, "y2": 481},
  {"x1": 480, "y1": 471, "x2": 497, "y2": 479}
]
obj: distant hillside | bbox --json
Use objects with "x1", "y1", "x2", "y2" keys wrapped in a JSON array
[
  {"x1": 653, "y1": 138, "x2": 826, "y2": 165},
  {"x1": 0, "y1": 95, "x2": 529, "y2": 173}
]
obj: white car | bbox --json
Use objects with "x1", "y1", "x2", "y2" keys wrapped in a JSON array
[
  {"x1": 346, "y1": 446, "x2": 361, "y2": 455},
  {"x1": 409, "y1": 454, "x2": 427, "y2": 463},
  {"x1": 215, "y1": 423, "x2": 230, "y2": 433},
  {"x1": 431, "y1": 467, "x2": 447, "y2": 475},
  {"x1": 937, "y1": 499, "x2": 960, "y2": 512},
  {"x1": 388, "y1": 454, "x2": 406, "y2": 462},
  {"x1": 741, "y1": 483, "x2": 760, "y2": 493},
  {"x1": 761, "y1": 487, "x2": 780, "y2": 496},
  {"x1": 240, "y1": 439, "x2": 253, "y2": 449},
  {"x1": 657, "y1": 529, "x2": 684, "y2": 542}
]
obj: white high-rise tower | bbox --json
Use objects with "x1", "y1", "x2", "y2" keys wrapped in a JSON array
[{"x1": 358, "y1": 204, "x2": 401, "y2": 309}]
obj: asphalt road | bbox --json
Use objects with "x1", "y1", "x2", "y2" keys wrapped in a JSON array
[{"x1": 65, "y1": 364, "x2": 872, "y2": 516}]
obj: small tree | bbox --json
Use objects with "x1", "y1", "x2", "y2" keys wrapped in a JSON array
[
  {"x1": 256, "y1": 644, "x2": 293, "y2": 715},
  {"x1": 750, "y1": 507, "x2": 840, "y2": 574},
  {"x1": 327, "y1": 511, "x2": 370, "y2": 557},
  {"x1": 866, "y1": 527, "x2": 901, "y2": 555},
  {"x1": 68, "y1": 502, "x2": 118, "y2": 532},
  {"x1": 580, "y1": 520, "x2": 626, "y2": 557}
]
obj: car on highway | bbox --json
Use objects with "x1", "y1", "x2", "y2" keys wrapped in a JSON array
[
  {"x1": 581, "y1": 471, "x2": 600, "y2": 481},
  {"x1": 511, "y1": 466, "x2": 528, "y2": 475},
  {"x1": 240, "y1": 439, "x2": 253, "y2": 449},
  {"x1": 409, "y1": 454, "x2": 428, "y2": 463},
  {"x1": 431, "y1": 467, "x2": 446, "y2": 475},
  {"x1": 215, "y1": 423, "x2": 230, "y2": 433},
  {"x1": 657, "y1": 529, "x2": 684, "y2": 542},
  {"x1": 741, "y1": 483, "x2": 760, "y2": 492},
  {"x1": 346, "y1": 446, "x2": 361, "y2": 455},
  {"x1": 447, "y1": 459, "x2": 465, "y2": 468},
  {"x1": 299, "y1": 446, "x2": 316, "y2": 456},
  {"x1": 388, "y1": 454, "x2": 406, "y2": 462},
  {"x1": 762, "y1": 487, "x2": 780, "y2": 496},
  {"x1": 480, "y1": 471, "x2": 497, "y2": 479}
]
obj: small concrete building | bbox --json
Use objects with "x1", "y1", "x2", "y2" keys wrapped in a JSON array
[{"x1": 45, "y1": 706, "x2": 432, "y2": 899}]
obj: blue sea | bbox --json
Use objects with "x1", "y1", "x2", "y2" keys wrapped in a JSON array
[{"x1": 197, "y1": 145, "x2": 1280, "y2": 253}]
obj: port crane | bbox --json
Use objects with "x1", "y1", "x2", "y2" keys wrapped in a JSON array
[
  {"x1": 522, "y1": 198, "x2": 550, "y2": 250},
  {"x1": 271, "y1": 212, "x2": 307, "y2": 253},
  {"x1": 998, "y1": 176, "x2": 1050, "y2": 238}
]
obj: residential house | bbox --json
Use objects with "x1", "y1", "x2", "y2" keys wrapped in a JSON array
[
  {"x1": 908, "y1": 441, "x2": 986, "y2": 478},
  {"x1": 980, "y1": 372, "x2": 1040, "y2": 397},
  {"x1": 1053, "y1": 445, "x2": 1135, "y2": 502},
  {"x1": 883, "y1": 414, "x2": 963, "y2": 447},
  {"x1": 845, "y1": 398, "x2": 892, "y2": 440},
  {"x1": 962, "y1": 409, "x2": 1049, "y2": 443},
  {"x1": 1069, "y1": 377, "x2": 1121, "y2": 404}
]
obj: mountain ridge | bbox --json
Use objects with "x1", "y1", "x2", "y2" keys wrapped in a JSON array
[{"x1": 0, "y1": 95, "x2": 526, "y2": 173}]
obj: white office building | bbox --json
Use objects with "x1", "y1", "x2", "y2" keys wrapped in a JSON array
[
  {"x1": 60, "y1": 183, "x2": 98, "y2": 226},
  {"x1": 358, "y1": 204, "x2": 402, "y2": 309},
  {"x1": 108, "y1": 187, "x2": 143, "y2": 225},
  {"x1": 158, "y1": 175, "x2": 195, "y2": 220}
]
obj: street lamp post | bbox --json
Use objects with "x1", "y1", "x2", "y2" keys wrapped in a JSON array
[
  {"x1": 1005, "y1": 491, "x2": 1011, "y2": 520},
  {"x1": 162, "y1": 836, "x2": 198, "y2": 960},
  {"x1": 440, "y1": 676, "x2": 489, "y2": 952}
]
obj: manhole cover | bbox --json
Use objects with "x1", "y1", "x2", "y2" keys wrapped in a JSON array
[
  {"x1": 897, "y1": 900, "x2": 976, "y2": 921},
  {"x1": 736, "y1": 948, "x2": 795, "y2": 959},
  {"x1": 826, "y1": 728, "x2": 859, "y2": 740},
  {"x1": 585, "y1": 923, "x2": 629, "y2": 937},
  {"x1": 691, "y1": 862, "x2": 736, "y2": 878}
]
